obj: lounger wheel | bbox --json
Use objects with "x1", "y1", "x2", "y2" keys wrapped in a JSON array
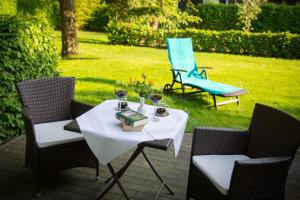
[{"x1": 163, "y1": 84, "x2": 173, "y2": 94}]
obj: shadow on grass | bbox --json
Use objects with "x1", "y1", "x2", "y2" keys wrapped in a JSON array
[
  {"x1": 76, "y1": 78, "x2": 252, "y2": 113},
  {"x1": 77, "y1": 77, "x2": 116, "y2": 85},
  {"x1": 165, "y1": 90, "x2": 211, "y2": 107},
  {"x1": 277, "y1": 105, "x2": 300, "y2": 120},
  {"x1": 78, "y1": 38, "x2": 109, "y2": 45},
  {"x1": 62, "y1": 57, "x2": 100, "y2": 61}
]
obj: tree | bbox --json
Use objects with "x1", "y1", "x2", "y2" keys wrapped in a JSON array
[
  {"x1": 59, "y1": 0, "x2": 78, "y2": 56},
  {"x1": 237, "y1": 0, "x2": 266, "y2": 32}
]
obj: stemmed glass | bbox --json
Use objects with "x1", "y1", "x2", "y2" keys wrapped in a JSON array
[
  {"x1": 149, "y1": 87, "x2": 162, "y2": 122},
  {"x1": 114, "y1": 80, "x2": 128, "y2": 110}
]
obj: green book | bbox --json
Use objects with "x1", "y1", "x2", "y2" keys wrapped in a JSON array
[{"x1": 116, "y1": 109, "x2": 148, "y2": 127}]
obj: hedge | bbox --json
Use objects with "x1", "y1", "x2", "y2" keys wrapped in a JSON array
[
  {"x1": 49, "y1": 0, "x2": 106, "y2": 30},
  {"x1": 193, "y1": 3, "x2": 300, "y2": 34},
  {"x1": 0, "y1": 0, "x2": 17, "y2": 16},
  {"x1": 85, "y1": 4, "x2": 110, "y2": 32},
  {"x1": 0, "y1": 16, "x2": 59, "y2": 144},
  {"x1": 193, "y1": 4, "x2": 241, "y2": 31},
  {"x1": 108, "y1": 23, "x2": 300, "y2": 59}
]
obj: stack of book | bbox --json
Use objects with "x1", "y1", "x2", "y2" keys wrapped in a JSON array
[{"x1": 116, "y1": 109, "x2": 148, "y2": 131}]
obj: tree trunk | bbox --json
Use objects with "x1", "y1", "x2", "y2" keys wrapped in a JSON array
[{"x1": 59, "y1": 0, "x2": 78, "y2": 56}]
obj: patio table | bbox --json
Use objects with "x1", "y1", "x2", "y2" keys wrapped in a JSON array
[{"x1": 76, "y1": 100, "x2": 188, "y2": 200}]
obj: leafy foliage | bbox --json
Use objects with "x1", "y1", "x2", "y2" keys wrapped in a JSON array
[
  {"x1": 0, "y1": 16, "x2": 59, "y2": 143},
  {"x1": 85, "y1": 3, "x2": 110, "y2": 32},
  {"x1": 191, "y1": 3, "x2": 300, "y2": 34},
  {"x1": 129, "y1": 73, "x2": 154, "y2": 98},
  {"x1": 4, "y1": 0, "x2": 101, "y2": 30},
  {"x1": 253, "y1": 3, "x2": 300, "y2": 33},
  {"x1": 190, "y1": 4, "x2": 241, "y2": 31},
  {"x1": 74, "y1": 0, "x2": 101, "y2": 30},
  {"x1": 237, "y1": 0, "x2": 267, "y2": 32},
  {"x1": 108, "y1": 24, "x2": 300, "y2": 59},
  {"x1": 0, "y1": 0, "x2": 17, "y2": 16},
  {"x1": 106, "y1": 0, "x2": 200, "y2": 32}
]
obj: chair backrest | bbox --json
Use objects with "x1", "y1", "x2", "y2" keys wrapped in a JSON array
[
  {"x1": 17, "y1": 77, "x2": 75, "y2": 124},
  {"x1": 247, "y1": 103, "x2": 300, "y2": 158},
  {"x1": 166, "y1": 38, "x2": 198, "y2": 73}
]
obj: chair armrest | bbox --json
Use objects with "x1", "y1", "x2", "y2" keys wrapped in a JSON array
[
  {"x1": 171, "y1": 69, "x2": 188, "y2": 73},
  {"x1": 197, "y1": 66, "x2": 213, "y2": 70},
  {"x1": 21, "y1": 107, "x2": 38, "y2": 146},
  {"x1": 71, "y1": 100, "x2": 94, "y2": 118},
  {"x1": 21, "y1": 107, "x2": 31, "y2": 121},
  {"x1": 229, "y1": 157, "x2": 292, "y2": 200},
  {"x1": 191, "y1": 127, "x2": 249, "y2": 156}
]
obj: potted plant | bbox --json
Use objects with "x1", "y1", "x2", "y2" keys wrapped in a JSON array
[{"x1": 129, "y1": 73, "x2": 154, "y2": 114}]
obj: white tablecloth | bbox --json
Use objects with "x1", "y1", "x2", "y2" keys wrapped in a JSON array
[{"x1": 76, "y1": 100, "x2": 188, "y2": 165}]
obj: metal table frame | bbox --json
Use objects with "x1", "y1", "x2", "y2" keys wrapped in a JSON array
[
  {"x1": 94, "y1": 140, "x2": 174, "y2": 200},
  {"x1": 64, "y1": 120, "x2": 174, "y2": 200}
]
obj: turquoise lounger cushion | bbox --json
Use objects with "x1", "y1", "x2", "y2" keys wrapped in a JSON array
[
  {"x1": 183, "y1": 75, "x2": 243, "y2": 96},
  {"x1": 167, "y1": 38, "x2": 244, "y2": 96}
]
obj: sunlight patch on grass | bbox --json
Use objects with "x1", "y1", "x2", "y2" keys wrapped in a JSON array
[{"x1": 55, "y1": 31, "x2": 300, "y2": 131}]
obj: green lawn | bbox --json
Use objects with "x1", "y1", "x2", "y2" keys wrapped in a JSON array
[{"x1": 54, "y1": 31, "x2": 300, "y2": 131}]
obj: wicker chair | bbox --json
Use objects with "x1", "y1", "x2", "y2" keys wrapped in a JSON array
[
  {"x1": 186, "y1": 103, "x2": 300, "y2": 200},
  {"x1": 16, "y1": 77, "x2": 99, "y2": 195}
]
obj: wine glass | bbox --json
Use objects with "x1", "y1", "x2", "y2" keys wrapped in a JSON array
[
  {"x1": 149, "y1": 87, "x2": 162, "y2": 122},
  {"x1": 114, "y1": 80, "x2": 128, "y2": 110}
]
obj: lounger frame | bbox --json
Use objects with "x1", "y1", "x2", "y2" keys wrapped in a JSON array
[{"x1": 164, "y1": 68, "x2": 247, "y2": 109}]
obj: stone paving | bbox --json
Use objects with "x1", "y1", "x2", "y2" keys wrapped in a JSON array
[{"x1": 0, "y1": 134, "x2": 299, "y2": 200}]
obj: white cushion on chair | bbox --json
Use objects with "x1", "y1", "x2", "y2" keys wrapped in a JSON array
[
  {"x1": 192, "y1": 154, "x2": 250, "y2": 195},
  {"x1": 34, "y1": 120, "x2": 84, "y2": 148}
]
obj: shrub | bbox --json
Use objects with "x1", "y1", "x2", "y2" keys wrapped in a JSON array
[
  {"x1": 192, "y1": 3, "x2": 300, "y2": 33},
  {"x1": 85, "y1": 4, "x2": 110, "y2": 32},
  {"x1": 191, "y1": 4, "x2": 240, "y2": 31},
  {"x1": 15, "y1": 0, "x2": 101, "y2": 30},
  {"x1": 237, "y1": 0, "x2": 266, "y2": 32},
  {"x1": 253, "y1": 3, "x2": 300, "y2": 33},
  {"x1": 107, "y1": 23, "x2": 300, "y2": 59},
  {"x1": 74, "y1": 0, "x2": 101, "y2": 30},
  {"x1": 0, "y1": 0, "x2": 17, "y2": 16},
  {"x1": 16, "y1": 0, "x2": 60, "y2": 29},
  {"x1": 0, "y1": 16, "x2": 59, "y2": 144}
]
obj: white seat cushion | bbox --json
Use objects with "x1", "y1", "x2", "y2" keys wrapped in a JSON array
[
  {"x1": 34, "y1": 120, "x2": 84, "y2": 148},
  {"x1": 192, "y1": 154, "x2": 250, "y2": 195}
]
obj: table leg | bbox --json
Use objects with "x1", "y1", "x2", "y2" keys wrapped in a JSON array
[
  {"x1": 105, "y1": 145, "x2": 143, "y2": 183},
  {"x1": 95, "y1": 163, "x2": 131, "y2": 200},
  {"x1": 95, "y1": 147, "x2": 142, "y2": 200},
  {"x1": 94, "y1": 177, "x2": 115, "y2": 200},
  {"x1": 95, "y1": 144, "x2": 174, "y2": 200},
  {"x1": 107, "y1": 163, "x2": 130, "y2": 200},
  {"x1": 141, "y1": 150, "x2": 174, "y2": 195}
]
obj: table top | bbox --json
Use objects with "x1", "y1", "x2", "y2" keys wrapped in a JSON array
[{"x1": 76, "y1": 100, "x2": 188, "y2": 165}]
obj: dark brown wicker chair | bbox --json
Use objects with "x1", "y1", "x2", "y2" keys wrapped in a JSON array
[
  {"x1": 16, "y1": 77, "x2": 99, "y2": 195},
  {"x1": 186, "y1": 103, "x2": 300, "y2": 200}
]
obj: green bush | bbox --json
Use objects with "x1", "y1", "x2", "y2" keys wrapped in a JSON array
[
  {"x1": 192, "y1": 3, "x2": 300, "y2": 33},
  {"x1": 192, "y1": 4, "x2": 240, "y2": 31},
  {"x1": 15, "y1": 0, "x2": 102, "y2": 30},
  {"x1": 0, "y1": 0, "x2": 17, "y2": 16},
  {"x1": 51, "y1": 1, "x2": 108, "y2": 31},
  {"x1": 253, "y1": 4, "x2": 300, "y2": 33},
  {"x1": 47, "y1": 0, "x2": 60, "y2": 29},
  {"x1": 74, "y1": 0, "x2": 101, "y2": 30},
  {"x1": 16, "y1": 0, "x2": 60, "y2": 29},
  {"x1": 107, "y1": 22, "x2": 300, "y2": 59},
  {"x1": 0, "y1": 16, "x2": 59, "y2": 144},
  {"x1": 85, "y1": 4, "x2": 110, "y2": 32}
]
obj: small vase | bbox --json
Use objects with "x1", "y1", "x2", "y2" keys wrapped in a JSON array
[{"x1": 137, "y1": 96, "x2": 146, "y2": 114}]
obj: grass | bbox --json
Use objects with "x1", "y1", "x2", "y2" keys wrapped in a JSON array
[{"x1": 54, "y1": 31, "x2": 300, "y2": 131}]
